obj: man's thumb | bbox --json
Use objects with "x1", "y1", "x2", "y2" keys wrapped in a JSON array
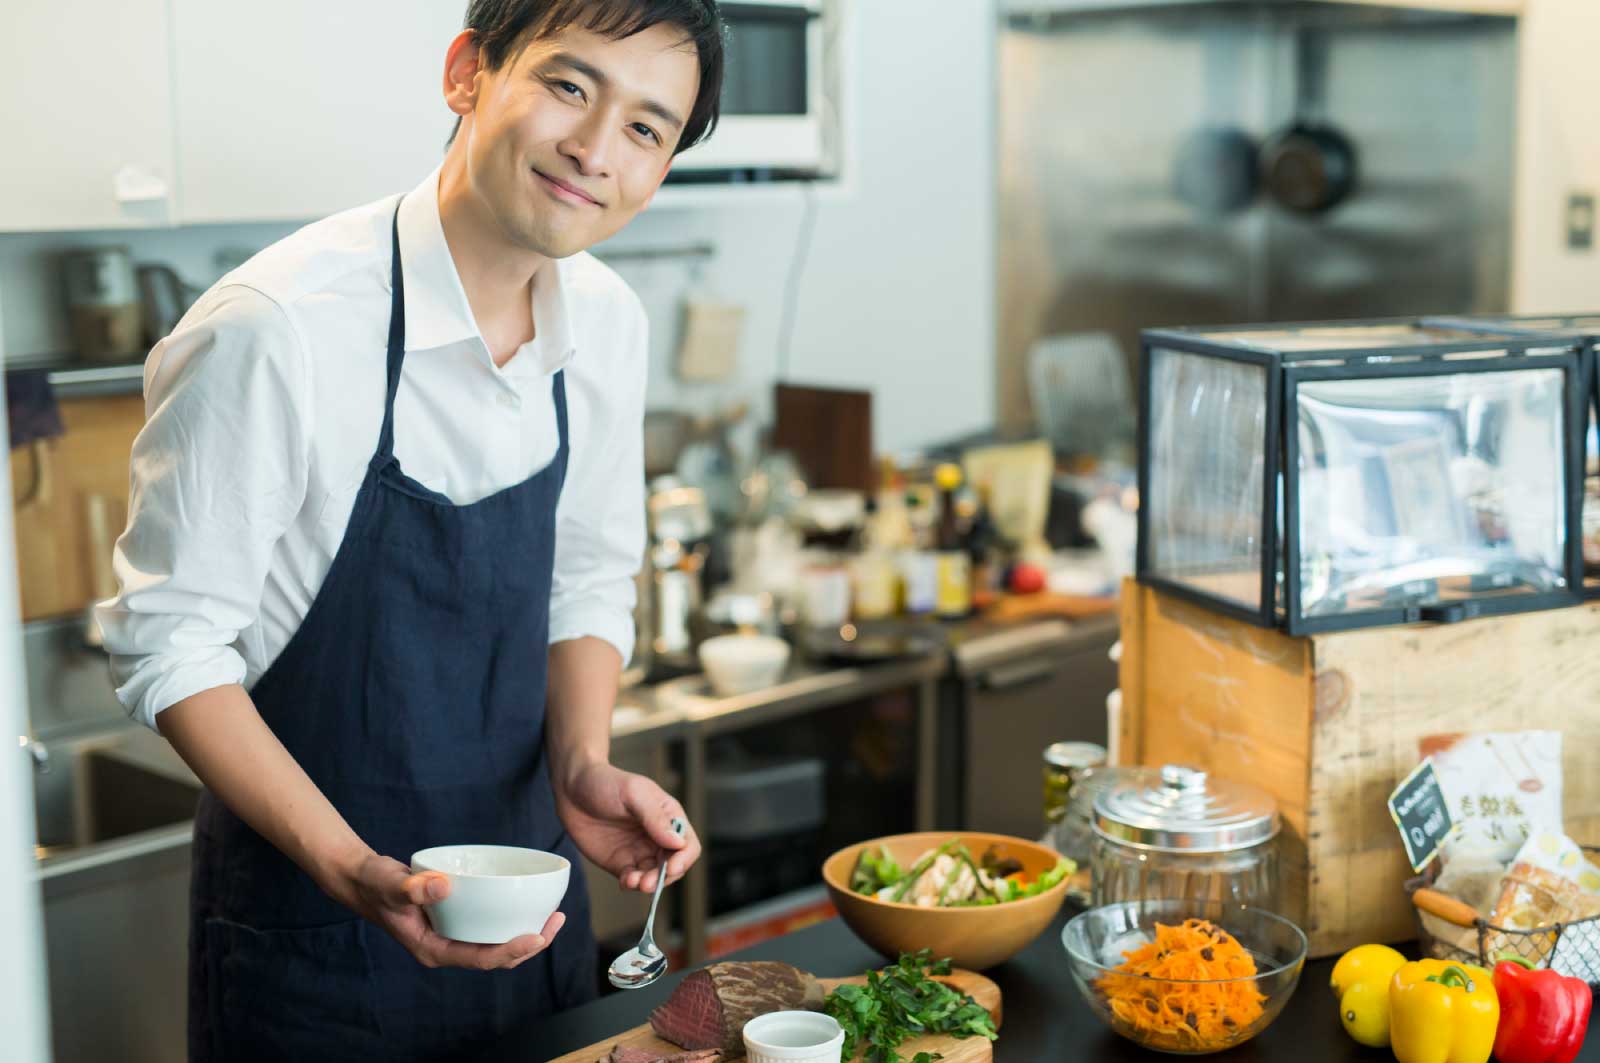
[{"x1": 399, "y1": 869, "x2": 450, "y2": 906}]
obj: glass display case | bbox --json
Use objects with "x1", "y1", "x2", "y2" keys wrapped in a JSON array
[{"x1": 1138, "y1": 319, "x2": 1585, "y2": 634}]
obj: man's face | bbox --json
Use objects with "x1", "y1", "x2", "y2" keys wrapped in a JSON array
[{"x1": 453, "y1": 24, "x2": 700, "y2": 258}]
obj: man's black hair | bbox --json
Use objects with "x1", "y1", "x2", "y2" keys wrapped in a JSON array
[{"x1": 447, "y1": 0, "x2": 724, "y2": 155}]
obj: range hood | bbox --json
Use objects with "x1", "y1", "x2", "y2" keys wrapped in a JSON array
[{"x1": 1003, "y1": 0, "x2": 1520, "y2": 17}]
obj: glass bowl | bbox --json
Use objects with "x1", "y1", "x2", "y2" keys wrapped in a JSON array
[{"x1": 1061, "y1": 899, "x2": 1307, "y2": 1055}]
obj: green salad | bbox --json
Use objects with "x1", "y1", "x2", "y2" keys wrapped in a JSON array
[{"x1": 848, "y1": 838, "x2": 1073, "y2": 907}]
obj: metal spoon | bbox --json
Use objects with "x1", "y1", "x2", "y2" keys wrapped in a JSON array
[{"x1": 607, "y1": 816, "x2": 686, "y2": 990}]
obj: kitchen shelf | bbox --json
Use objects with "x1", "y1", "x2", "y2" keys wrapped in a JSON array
[{"x1": 6, "y1": 353, "x2": 145, "y2": 400}]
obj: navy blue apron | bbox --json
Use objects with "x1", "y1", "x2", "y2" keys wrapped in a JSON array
[{"x1": 188, "y1": 203, "x2": 595, "y2": 1063}]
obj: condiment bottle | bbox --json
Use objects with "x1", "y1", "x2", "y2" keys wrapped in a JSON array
[
  {"x1": 933, "y1": 463, "x2": 972, "y2": 618},
  {"x1": 850, "y1": 499, "x2": 898, "y2": 621}
]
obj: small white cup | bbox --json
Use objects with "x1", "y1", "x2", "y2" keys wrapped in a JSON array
[
  {"x1": 742, "y1": 1011, "x2": 845, "y2": 1063},
  {"x1": 409, "y1": 845, "x2": 569, "y2": 945}
]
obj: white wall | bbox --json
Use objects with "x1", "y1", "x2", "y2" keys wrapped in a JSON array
[
  {"x1": 0, "y1": 290, "x2": 54, "y2": 1061},
  {"x1": 1511, "y1": 0, "x2": 1600, "y2": 312},
  {"x1": 0, "y1": 0, "x2": 997, "y2": 456}
]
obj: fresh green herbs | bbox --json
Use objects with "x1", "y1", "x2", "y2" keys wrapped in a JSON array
[
  {"x1": 848, "y1": 840, "x2": 1074, "y2": 907},
  {"x1": 822, "y1": 950, "x2": 999, "y2": 1063}
]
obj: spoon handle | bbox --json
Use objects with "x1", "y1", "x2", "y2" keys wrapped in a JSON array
[{"x1": 640, "y1": 817, "x2": 687, "y2": 944}]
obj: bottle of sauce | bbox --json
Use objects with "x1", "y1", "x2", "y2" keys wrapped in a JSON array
[
  {"x1": 899, "y1": 493, "x2": 938, "y2": 616},
  {"x1": 851, "y1": 498, "x2": 899, "y2": 621},
  {"x1": 933, "y1": 463, "x2": 972, "y2": 619},
  {"x1": 966, "y1": 479, "x2": 1002, "y2": 610}
]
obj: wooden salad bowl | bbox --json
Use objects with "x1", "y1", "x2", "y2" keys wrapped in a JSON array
[{"x1": 821, "y1": 831, "x2": 1072, "y2": 971}]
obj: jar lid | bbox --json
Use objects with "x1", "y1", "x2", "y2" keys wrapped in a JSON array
[
  {"x1": 1068, "y1": 765, "x2": 1161, "y2": 817},
  {"x1": 1092, "y1": 764, "x2": 1279, "y2": 853},
  {"x1": 1043, "y1": 741, "x2": 1108, "y2": 771}
]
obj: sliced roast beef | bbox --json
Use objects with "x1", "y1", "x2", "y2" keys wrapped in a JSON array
[
  {"x1": 649, "y1": 961, "x2": 824, "y2": 1055},
  {"x1": 605, "y1": 1047, "x2": 722, "y2": 1063}
]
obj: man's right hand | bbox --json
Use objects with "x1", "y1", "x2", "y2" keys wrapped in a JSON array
[{"x1": 334, "y1": 850, "x2": 564, "y2": 971}]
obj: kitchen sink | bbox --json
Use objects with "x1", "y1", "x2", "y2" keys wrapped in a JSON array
[
  {"x1": 28, "y1": 724, "x2": 201, "y2": 1063},
  {"x1": 31, "y1": 726, "x2": 201, "y2": 864}
]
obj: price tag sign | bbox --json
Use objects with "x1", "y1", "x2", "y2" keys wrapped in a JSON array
[{"x1": 1388, "y1": 757, "x2": 1455, "y2": 872}]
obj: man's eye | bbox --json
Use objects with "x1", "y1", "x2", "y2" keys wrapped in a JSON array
[
  {"x1": 553, "y1": 80, "x2": 584, "y2": 99},
  {"x1": 632, "y1": 123, "x2": 660, "y2": 144}
]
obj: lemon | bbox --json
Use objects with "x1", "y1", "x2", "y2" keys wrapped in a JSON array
[
  {"x1": 1339, "y1": 978, "x2": 1393, "y2": 1048},
  {"x1": 1330, "y1": 944, "x2": 1407, "y2": 999}
]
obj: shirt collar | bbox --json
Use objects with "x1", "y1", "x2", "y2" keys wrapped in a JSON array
[{"x1": 396, "y1": 167, "x2": 578, "y2": 376}]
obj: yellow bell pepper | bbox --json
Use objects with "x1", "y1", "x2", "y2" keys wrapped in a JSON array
[{"x1": 1389, "y1": 960, "x2": 1500, "y2": 1063}]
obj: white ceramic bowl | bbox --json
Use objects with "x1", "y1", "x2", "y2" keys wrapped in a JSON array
[
  {"x1": 742, "y1": 1011, "x2": 845, "y2": 1063},
  {"x1": 409, "y1": 845, "x2": 570, "y2": 945},
  {"x1": 699, "y1": 634, "x2": 791, "y2": 697}
]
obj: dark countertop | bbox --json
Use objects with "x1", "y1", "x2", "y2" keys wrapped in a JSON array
[{"x1": 510, "y1": 910, "x2": 1599, "y2": 1063}]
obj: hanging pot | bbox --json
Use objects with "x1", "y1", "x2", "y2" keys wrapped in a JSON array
[{"x1": 1261, "y1": 121, "x2": 1358, "y2": 215}]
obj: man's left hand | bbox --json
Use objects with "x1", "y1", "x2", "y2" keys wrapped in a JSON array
[{"x1": 555, "y1": 761, "x2": 700, "y2": 892}]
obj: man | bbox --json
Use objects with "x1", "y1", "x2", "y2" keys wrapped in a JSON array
[{"x1": 97, "y1": 2, "x2": 723, "y2": 1058}]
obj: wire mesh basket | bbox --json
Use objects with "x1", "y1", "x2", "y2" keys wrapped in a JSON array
[{"x1": 1406, "y1": 846, "x2": 1600, "y2": 987}]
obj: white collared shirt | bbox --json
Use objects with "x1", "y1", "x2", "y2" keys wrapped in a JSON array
[{"x1": 98, "y1": 168, "x2": 645, "y2": 731}]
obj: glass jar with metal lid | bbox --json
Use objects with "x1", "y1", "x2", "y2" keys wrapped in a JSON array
[{"x1": 1090, "y1": 764, "x2": 1281, "y2": 911}]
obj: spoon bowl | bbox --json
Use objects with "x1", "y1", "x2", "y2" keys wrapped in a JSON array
[{"x1": 608, "y1": 943, "x2": 669, "y2": 989}]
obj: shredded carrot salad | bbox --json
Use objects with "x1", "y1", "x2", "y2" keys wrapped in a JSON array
[{"x1": 1094, "y1": 918, "x2": 1266, "y2": 1050}]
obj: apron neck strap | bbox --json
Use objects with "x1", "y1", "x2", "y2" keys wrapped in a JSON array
[
  {"x1": 374, "y1": 200, "x2": 572, "y2": 466},
  {"x1": 374, "y1": 204, "x2": 407, "y2": 465},
  {"x1": 552, "y1": 366, "x2": 569, "y2": 454}
]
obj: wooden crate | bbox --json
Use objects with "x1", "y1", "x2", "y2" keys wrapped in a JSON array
[{"x1": 1118, "y1": 578, "x2": 1600, "y2": 957}]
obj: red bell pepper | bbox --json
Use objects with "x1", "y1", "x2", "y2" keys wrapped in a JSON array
[{"x1": 1491, "y1": 957, "x2": 1592, "y2": 1063}]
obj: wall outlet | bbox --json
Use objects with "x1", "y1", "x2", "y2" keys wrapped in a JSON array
[{"x1": 1568, "y1": 191, "x2": 1595, "y2": 251}]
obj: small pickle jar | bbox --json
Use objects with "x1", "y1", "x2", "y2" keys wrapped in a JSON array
[
  {"x1": 1041, "y1": 742, "x2": 1108, "y2": 904},
  {"x1": 1042, "y1": 741, "x2": 1108, "y2": 827},
  {"x1": 1090, "y1": 764, "x2": 1281, "y2": 911}
]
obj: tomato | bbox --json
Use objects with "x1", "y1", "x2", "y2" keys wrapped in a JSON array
[{"x1": 1008, "y1": 563, "x2": 1046, "y2": 595}]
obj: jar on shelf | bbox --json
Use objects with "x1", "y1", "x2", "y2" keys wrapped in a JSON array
[{"x1": 1090, "y1": 764, "x2": 1281, "y2": 911}]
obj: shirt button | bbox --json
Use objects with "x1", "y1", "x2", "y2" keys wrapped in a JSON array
[{"x1": 498, "y1": 392, "x2": 521, "y2": 410}]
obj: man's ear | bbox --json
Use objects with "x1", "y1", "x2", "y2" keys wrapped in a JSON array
[{"x1": 443, "y1": 29, "x2": 483, "y2": 119}]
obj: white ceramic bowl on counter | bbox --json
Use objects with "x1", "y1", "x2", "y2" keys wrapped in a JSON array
[
  {"x1": 698, "y1": 634, "x2": 791, "y2": 696},
  {"x1": 409, "y1": 844, "x2": 569, "y2": 944},
  {"x1": 743, "y1": 1011, "x2": 845, "y2": 1063}
]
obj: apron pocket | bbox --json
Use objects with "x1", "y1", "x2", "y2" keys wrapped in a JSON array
[{"x1": 204, "y1": 916, "x2": 382, "y2": 1062}]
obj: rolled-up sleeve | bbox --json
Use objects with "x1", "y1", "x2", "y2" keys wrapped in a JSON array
[
  {"x1": 96, "y1": 285, "x2": 310, "y2": 730},
  {"x1": 548, "y1": 296, "x2": 647, "y2": 665}
]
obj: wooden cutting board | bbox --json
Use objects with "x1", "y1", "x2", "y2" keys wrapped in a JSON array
[{"x1": 546, "y1": 969, "x2": 1002, "y2": 1063}]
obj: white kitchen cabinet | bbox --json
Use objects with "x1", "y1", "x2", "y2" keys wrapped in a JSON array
[
  {"x1": 170, "y1": 0, "x2": 468, "y2": 224},
  {"x1": 0, "y1": 0, "x2": 176, "y2": 232}
]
